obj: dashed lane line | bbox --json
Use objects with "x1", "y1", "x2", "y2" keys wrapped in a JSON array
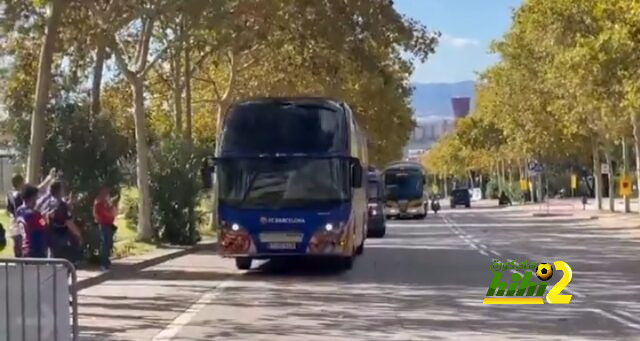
[{"x1": 444, "y1": 213, "x2": 640, "y2": 331}]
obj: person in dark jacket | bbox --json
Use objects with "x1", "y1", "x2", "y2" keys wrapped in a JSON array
[
  {"x1": 0, "y1": 223, "x2": 6, "y2": 252},
  {"x1": 42, "y1": 181, "x2": 83, "y2": 261}
]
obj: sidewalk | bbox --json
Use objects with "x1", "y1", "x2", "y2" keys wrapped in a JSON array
[
  {"x1": 508, "y1": 198, "x2": 640, "y2": 238},
  {"x1": 76, "y1": 241, "x2": 215, "y2": 290}
]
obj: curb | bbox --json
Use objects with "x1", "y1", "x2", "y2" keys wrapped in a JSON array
[
  {"x1": 531, "y1": 212, "x2": 574, "y2": 217},
  {"x1": 530, "y1": 212, "x2": 600, "y2": 220},
  {"x1": 76, "y1": 241, "x2": 216, "y2": 291}
]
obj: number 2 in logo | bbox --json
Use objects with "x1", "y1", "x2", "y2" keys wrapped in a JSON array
[{"x1": 546, "y1": 261, "x2": 573, "y2": 304}]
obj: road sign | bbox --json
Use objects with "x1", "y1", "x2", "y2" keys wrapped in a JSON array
[
  {"x1": 519, "y1": 179, "x2": 528, "y2": 191},
  {"x1": 571, "y1": 175, "x2": 577, "y2": 190},
  {"x1": 620, "y1": 175, "x2": 632, "y2": 197},
  {"x1": 601, "y1": 163, "x2": 609, "y2": 175}
]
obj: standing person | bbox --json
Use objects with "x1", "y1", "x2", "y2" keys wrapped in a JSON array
[
  {"x1": 6, "y1": 170, "x2": 56, "y2": 257},
  {"x1": 0, "y1": 222, "x2": 6, "y2": 252},
  {"x1": 42, "y1": 181, "x2": 83, "y2": 261},
  {"x1": 93, "y1": 186, "x2": 119, "y2": 270},
  {"x1": 16, "y1": 185, "x2": 48, "y2": 258},
  {"x1": 6, "y1": 175, "x2": 25, "y2": 257},
  {"x1": 35, "y1": 169, "x2": 62, "y2": 212}
]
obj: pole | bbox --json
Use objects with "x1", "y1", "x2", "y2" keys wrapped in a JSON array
[{"x1": 623, "y1": 137, "x2": 631, "y2": 213}]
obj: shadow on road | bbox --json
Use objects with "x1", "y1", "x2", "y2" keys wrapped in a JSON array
[{"x1": 80, "y1": 212, "x2": 640, "y2": 340}]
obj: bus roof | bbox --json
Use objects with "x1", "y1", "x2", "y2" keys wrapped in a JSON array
[
  {"x1": 229, "y1": 97, "x2": 345, "y2": 112},
  {"x1": 383, "y1": 161, "x2": 425, "y2": 172}
]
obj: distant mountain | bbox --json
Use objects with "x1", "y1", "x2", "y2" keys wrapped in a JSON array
[{"x1": 411, "y1": 81, "x2": 475, "y2": 118}]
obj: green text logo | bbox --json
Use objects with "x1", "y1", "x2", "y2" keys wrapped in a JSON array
[{"x1": 483, "y1": 260, "x2": 573, "y2": 304}]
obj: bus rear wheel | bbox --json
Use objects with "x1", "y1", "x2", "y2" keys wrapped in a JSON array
[{"x1": 235, "y1": 257, "x2": 252, "y2": 270}]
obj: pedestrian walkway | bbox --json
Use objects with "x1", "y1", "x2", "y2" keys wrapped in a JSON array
[
  {"x1": 508, "y1": 198, "x2": 640, "y2": 239},
  {"x1": 76, "y1": 241, "x2": 215, "y2": 289}
]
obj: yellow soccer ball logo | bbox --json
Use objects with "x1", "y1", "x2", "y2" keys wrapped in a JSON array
[{"x1": 535, "y1": 263, "x2": 553, "y2": 281}]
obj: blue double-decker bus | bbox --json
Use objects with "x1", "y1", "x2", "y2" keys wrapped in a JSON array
[{"x1": 203, "y1": 97, "x2": 368, "y2": 270}]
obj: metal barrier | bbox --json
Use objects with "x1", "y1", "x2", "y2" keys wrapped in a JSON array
[{"x1": 0, "y1": 258, "x2": 78, "y2": 341}]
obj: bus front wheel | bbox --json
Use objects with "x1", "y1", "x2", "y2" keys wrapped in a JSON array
[
  {"x1": 356, "y1": 239, "x2": 364, "y2": 255},
  {"x1": 235, "y1": 257, "x2": 252, "y2": 270},
  {"x1": 342, "y1": 256, "x2": 354, "y2": 270}
]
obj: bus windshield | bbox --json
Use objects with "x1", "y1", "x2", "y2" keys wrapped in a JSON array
[
  {"x1": 217, "y1": 158, "x2": 350, "y2": 209},
  {"x1": 221, "y1": 101, "x2": 348, "y2": 155},
  {"x1": 384, "y1": 171, "x2": 424, "y2": 200}
]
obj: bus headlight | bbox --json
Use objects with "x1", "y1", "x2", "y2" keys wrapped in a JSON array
[
  {"x1": 368, "y1": 203, "x2": 381, "y2": 216},
  {"x1": 219, "y1": 222, "x2": 252, "y2": 254},
  {"x1": 308, "y1": 222, "x2": 348, "y2": 254}
]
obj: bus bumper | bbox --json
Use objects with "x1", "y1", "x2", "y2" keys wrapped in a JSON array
[
  {"x1": 384, "y1": 206, "x2": 426, "y2": 218},
  {"x1": 218, "y1": 227, "x2": 353, "y2": 258}
]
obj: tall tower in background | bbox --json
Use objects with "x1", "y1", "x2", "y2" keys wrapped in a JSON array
[{"x1": 451, "y1": 97, "x2": 471, "y2": 120}]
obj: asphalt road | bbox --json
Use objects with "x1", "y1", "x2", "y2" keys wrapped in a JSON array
[{"x1": 79, "y1": 205, "x2": 640, "y2": 340}]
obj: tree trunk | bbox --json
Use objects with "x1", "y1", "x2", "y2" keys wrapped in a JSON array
[
  {"x1": 622, "y1": 137, "x2": 631, "y2": 213},
  {"x1": 605, "y1": 149, "x2": 615, "y2": 212},
  {"x1": 91, "y1": 40, "x2": 106, "y2": 119},
  {"x1": 592, "y1": 139, "x2": 603, "y2": 210},
  {"x1": 500, "y1": 160, "x2": 505, "y2": 191},
  {"x1": 444, "y1": 175, "x2": 449, "y2": 198},
  {"x1": 26, "y1": 0, "x2": 66, "y2": 183},
  {"x1": 184, "y1": 36, "x2": 193, "y2": 142},
  {"x1": 632, "y1": 113, "x2": 640, "y2": 214},
  {"x1": 132, "y1": 78, "x2": 153, "y2": 241},
  {"x1": 173, "y1": 81, "x2": 183, "y2": 136}
]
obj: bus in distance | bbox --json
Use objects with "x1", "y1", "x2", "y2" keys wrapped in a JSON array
[
  {"x1": 382, "y1": 161, "x2": 428, "y2": 219},
  {"x1": 202, "y1": 97, "x2": 368, "y2": 270}
]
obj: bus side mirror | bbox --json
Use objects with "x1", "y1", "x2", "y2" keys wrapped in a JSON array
[
  {"x1": 351, "y1": 159, "x2": 363, "y2": 188},
  {"x1": 201, "y1": 157, "x2": 215, "y2": 189}
]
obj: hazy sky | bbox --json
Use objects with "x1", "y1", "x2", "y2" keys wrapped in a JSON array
[{"x1": 394, "y1": 0, "x2": 522, "y2": 84}]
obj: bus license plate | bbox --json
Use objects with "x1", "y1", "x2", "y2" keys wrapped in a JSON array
[
  {"x1": 259, "y1": 233, "x2": 303, "y2": 243},
  {"x1": 268, "y1": 243, "x2": 297, "y2": 250}
]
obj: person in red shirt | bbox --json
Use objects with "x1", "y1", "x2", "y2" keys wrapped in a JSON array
[{"x1": 93, "y1": 186, "x2": 119, "y2": 270}]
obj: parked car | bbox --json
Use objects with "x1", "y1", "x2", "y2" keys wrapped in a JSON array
[
  {"x1": 450, "y1": 189, "x2": 471, "y2": 209},
  {"x1": 367, "y1": 169, "x2": 386, "y2": 238}
]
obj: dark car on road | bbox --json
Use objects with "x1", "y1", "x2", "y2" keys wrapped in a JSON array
[
  {"x1": 450, "y1": 189, "x2": 471, "y2": 209},
  {"x1": 367, "y1": 168, "x2": 386, "y2": 238}
]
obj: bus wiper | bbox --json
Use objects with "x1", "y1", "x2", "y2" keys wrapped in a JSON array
[{"x1": 239, "y1": 172, "x2": 260, "y2": 206}]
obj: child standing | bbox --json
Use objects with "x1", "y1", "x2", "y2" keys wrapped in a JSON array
[{"x1": 17, "y1": 185, "x2": 48, "y2": 258}]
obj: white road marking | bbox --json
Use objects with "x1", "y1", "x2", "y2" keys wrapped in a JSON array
[
  {"x1": 563, "y1": 287, "x2": 585, "y2": 298},
  {"x1": 151, "y1": 280, "x2": 235, "y2": 340},
  {"x1": 479, "y1": 250, "x2": 489, "y2": 256},
  {"x1": 478, "y1": 244, "x2": 488, "y2": 250},
  {"x1": 445, "y1": 213, "x2": 640, "y2": 330},
  {"x1": 590, "y1": 309, "x2": 640, "y2": 330},
  {"x1": 615, "y1": 310, "x2": 640, "y2": 324}
]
